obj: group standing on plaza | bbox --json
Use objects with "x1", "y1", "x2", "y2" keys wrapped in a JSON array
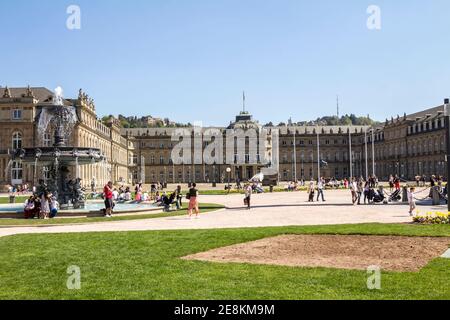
[{"x1": 100, "y1": 180, "x2": 200, "y2": 218}]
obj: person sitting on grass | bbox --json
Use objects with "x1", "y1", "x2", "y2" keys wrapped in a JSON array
[{"x1": 23, "y1": 196, "x2": 35, "y2": 219}]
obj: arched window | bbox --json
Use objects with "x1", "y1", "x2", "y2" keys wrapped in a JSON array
[{"x1": 12, "y1": 132, "x2": 22, "y2": 149}]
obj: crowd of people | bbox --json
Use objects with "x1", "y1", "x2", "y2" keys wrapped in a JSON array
[
  {"x1": 23, "y1": 192, "x2": 59, "y2": 219},
  {"x1": 100, "y1": 181, "x2": 198, "y2": 218},
  {"x1": 96, "y1": 172, "x2": 448, "y2": 218},
  {"x1": 10, "y1": 171, "x2": 447, "y2": 220}
]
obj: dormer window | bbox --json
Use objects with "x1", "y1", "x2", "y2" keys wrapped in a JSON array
[{"x1": 12, "y1": 109, "x2": 22, "y2": 120}]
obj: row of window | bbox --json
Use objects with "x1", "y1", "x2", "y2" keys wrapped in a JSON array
[{"x1": 408, "y1": 118, "x2": 445, "y2": 135}]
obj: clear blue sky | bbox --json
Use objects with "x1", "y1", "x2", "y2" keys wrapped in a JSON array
[{"x1": 1, "y1": 0, "x2": 450, "y2": 126}]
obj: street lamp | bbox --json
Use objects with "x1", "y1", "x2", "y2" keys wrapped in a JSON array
[
  {"x1": 226, "y1": 167, "x2": 232, "y2": 194},
  {"x1": 444, "y1": 98, "x2": 450, "y2": 211}
]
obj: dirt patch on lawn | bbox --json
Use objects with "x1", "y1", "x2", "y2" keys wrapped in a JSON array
[{"x1": 183, "y1": 235, "x2": 450, "y2": 272}]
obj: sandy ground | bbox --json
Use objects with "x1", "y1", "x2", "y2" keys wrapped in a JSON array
[
  {"x1": 0, "y1": 189, "x2": 442, "y2": 238},
  {"x1": 184, "y1": 235, "x2": 450, "y2": 272}
]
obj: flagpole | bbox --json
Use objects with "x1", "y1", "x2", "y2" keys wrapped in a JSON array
[
  {"x1": 372, "y1": 128, "x2": 375, "y2": 176},
  {"x1": 293, "y1": 126, "x2": 297, "y2": 182},
  {"x1": 349, "y1": 127, "x2": 353, "y2": 179},
  {"x1": 317, "y1": 126, "x2": 320, "y2": 180},
  {"x1": 365, "y1": 128, "x2": 368, "y2": 180}
]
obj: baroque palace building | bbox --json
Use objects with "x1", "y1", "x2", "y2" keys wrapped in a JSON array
[{"x1": 0, "y1": 85, "x2": 448, "y2": 190}]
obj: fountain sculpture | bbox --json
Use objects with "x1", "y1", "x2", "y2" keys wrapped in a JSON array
[{"x1": 11, "y1": 87, "x2": 104, "y2": 209}]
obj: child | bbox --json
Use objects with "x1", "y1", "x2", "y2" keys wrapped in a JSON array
[
  {"x1": 408, "y1": 187, "x2": 416, "y2": 216},
  {"x1": 50, "y1": 195, "x2": 59, "y2": 218}
]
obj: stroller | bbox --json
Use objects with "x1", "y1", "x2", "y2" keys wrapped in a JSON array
[{"x1": 388, "y1": 189, "x2": 402, "y2": 202}]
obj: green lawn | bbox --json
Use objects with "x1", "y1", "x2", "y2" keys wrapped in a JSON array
[
  {"x1": 0, "y1": 196, "x2": 28, "y2": 204},
  {"x1": 0, "y1": 223, "x2": 450, "y2": 300},
  {"x1": 0, "y1": 203, "x2": 224, "y2": 226}
]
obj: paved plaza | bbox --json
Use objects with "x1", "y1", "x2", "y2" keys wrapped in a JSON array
[{"x1": 0, "y1": 189, "x2": 442, "y2": 238}]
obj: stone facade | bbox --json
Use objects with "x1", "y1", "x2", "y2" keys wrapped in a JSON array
[
  {"x1": 0, "y1": 86, "x2": 448, "y2": 188},
  {"x1": 0, "y1": 87, "x2": 132, "y2": 190}
]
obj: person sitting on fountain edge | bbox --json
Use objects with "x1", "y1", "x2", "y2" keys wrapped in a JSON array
[{"x1": 103, "y1": 181, "x2": 114, "y2": 217}]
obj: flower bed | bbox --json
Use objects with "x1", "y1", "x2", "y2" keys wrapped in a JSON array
[{"x1": 413, "y1": 212, "x2": 450, "y2": 225}]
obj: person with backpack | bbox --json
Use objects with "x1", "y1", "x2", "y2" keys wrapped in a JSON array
[{"x1": 186, "y1": 183, "x2": 199, "y2": 218}]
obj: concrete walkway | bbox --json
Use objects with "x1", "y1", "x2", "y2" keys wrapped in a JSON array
[{"x1": 0, "y1": 189, "x2": 442, "y2": 238}]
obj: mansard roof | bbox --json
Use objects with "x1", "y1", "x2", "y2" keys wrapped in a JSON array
[
  {"x1": 276, "y1": 125, "x2": 370, "y2": 135},
  {"x1": 0, "y1": 86, "x2": 72, "y2": 106}
]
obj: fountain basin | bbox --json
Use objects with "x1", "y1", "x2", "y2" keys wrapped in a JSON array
[
  {"x1": 13, "y1": 147, "x2": 103, "y2": 166},
  {"x1": 0, "y1": 201, "x2": 163, "y2": 219}
]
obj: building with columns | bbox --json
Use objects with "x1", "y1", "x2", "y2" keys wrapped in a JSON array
[{"x1": 0, "y1": 85, "x2": 448, "y2": 190}]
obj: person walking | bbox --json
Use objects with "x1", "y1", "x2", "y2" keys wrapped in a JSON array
[
  {"x1": 408, "y1": 187, "x2": 416, "y2": 216},
  {"x1": 350, "y1": 178, "x2": 358, "y2": 205},
  {"x1": 175, "y1": 185, "x2": 183, "y2": 210},
  {"x1": 363, "y1": 181, "x2": 370, "y2": 204},
  {"x1": 244, "y1": 183, "x2": 252, "y2": 210},
  {"x1": 187, "y1": 183, "x2": 199, "y2": 218},
  {"x1": 357, "y1": 178, "x2": 364, "y2": 205},
  {"x1": 316, "y1": 177, "x2": 325, "y2": 202},
  {"x1": 103, "y1": 181, "x2": 114, "y2": 217}
]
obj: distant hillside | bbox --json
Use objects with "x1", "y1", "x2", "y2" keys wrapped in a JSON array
[
  {"x1": 101, "y1": 114, "x2": 191, "y2": 128},
  {"x1": 101, "y1": 113, "x2": 379, "y2": 128},
  {"x1": 265, "y1": 114, "x2": 381, "y2": 127}
]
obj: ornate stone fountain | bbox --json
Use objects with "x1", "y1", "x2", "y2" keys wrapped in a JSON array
[{"x1": 12, "y1": 87, "x2": 104, "y2": 209}]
